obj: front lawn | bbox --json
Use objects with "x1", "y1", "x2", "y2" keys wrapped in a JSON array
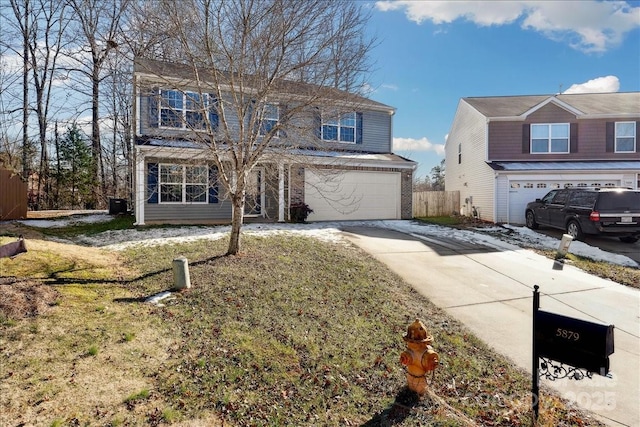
[{"x1": 0, "y1": 229, "x2": 603, "y2": 426}]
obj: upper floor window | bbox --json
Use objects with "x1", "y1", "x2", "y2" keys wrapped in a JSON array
[
  {"x1": 531, "y1": 123, "x2": 569, "y2": 153},
  {"x1": 615, "y1": 121, "x2": 636, "y2": 153},
  {"x1": 322, "y1": 112, "x2": 357, "y2": 143},
  {"x1": 260, "y1": 104, "x2": 280, "y2": 136},
  {"x1": 159, "y1": 164, "x2": 208, "y2": 203},
  {"x1": 160, "y1": 90, "x2": 212, "y2": 130}
]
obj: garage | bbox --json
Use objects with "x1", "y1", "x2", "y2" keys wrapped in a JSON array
[
  {"x1": 507, "y1": 179, "x2": 621, "y2": 224},
  {"x1": 304, "y1": 170, "x2": 401, "y2": 221}
]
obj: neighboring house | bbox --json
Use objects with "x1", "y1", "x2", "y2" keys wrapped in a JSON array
[
  {"x1": 445, "y1": 92, "x2": 640, "y2": 225},
  {"x1": 132, "y1": 58, "x2": 415, "y2": 225}
]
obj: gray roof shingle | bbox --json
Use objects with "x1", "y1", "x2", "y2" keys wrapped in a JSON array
[{"x1": 464, "y1": 92, "x2": 639, "y2": 117}]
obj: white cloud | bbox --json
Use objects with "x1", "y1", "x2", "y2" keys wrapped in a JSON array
[
  {"x1": 375, "y1": 0, "x2": 640, "y2": 53},
  {"x1": 563, "y1": 76, "x2": 620, "y2": 94},
  {"x1": 393, "y1": 136, "x2": 445, "y2": 154}
]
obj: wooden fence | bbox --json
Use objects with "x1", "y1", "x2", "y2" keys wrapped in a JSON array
[
  {"x1": 0, "y1": 169, "x2": 28, "y2": 220},
  {"x1": 413, "y1": 190, "x2": 460, "y2": 218}
]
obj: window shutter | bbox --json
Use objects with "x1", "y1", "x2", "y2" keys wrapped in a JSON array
[
  {"x1": 208, "y1": 166, "x2": 218, "y2": 203},
  {"x1": 636, "y1": 121, "x2": 640, "y2": 153},
  {"x1": 208, "y1": 94, "x2": 219, "y2": 130},
  {"x1": 148, "y1": 87, "x2": 159, "y2": 128},
  {"x1": 522, "y1": 124, "x2": 530, "y2": 153},
  {"x1": 570, "y1": 123, "x2": 578, "y2": 153},
  {"x1": 147, "y1": 162, "x2": 158, "y2": 204},
  {"x1": 356, "y1": 112, "x2": 363, "y2": 144},
  {"x1": 279, "y1": 104, "x2": 288, "y2": 139},
  {"x1": 314, "y1": 109, "x2": 322, "y2": 139},
  {"x1": 605, "y1": 122, "x2": 614, "y2": 152}
]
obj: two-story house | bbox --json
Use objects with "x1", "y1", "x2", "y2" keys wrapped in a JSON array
[
  {"x1": 445, "y1": 92, "x2": 640, "y2": 224},
  {"x1": 132, "y1": 58, "x2": 415, "y2": 225}
]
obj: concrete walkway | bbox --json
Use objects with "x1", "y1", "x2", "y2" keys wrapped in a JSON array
[{"x1": 342, "y1": 226, "x2": 640, "y2": 427}]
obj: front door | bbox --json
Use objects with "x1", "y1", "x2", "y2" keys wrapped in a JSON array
[{"x1": 244, "y1": 168, "x2": 264, "y2": 216}]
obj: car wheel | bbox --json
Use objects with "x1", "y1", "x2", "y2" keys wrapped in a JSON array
[
  {"x1": 619, "y1": 236, "x2": 639, "y2": 244},
  {"x1": 525, "y1": 210, "x2": 538, "y2": 229},
  {"x1": 566, "y1": 220, "x2": 584, "y2": 241}
]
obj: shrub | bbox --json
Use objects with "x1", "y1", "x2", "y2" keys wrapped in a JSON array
[{"x1": 289, "y1": 202, "x2": 313, "y2": 223}]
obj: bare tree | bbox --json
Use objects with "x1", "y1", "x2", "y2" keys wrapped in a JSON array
[
  {"x1": 3, "y1": 0, "x2": 31, "y2": 180},
  {"x1": 64, "y1": 0, "x2": 130, "y2": 208},
  {"x1": 142, "y1": 0, "x2": 375, "y2": 255}
]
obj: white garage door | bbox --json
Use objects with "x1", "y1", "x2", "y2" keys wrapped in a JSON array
[
  {"x1": 508, "y1": 179, "x2": 621, "y2": 224},
  {"x1": 305, "y1": 170, "x2": 401, "y2": 221}
]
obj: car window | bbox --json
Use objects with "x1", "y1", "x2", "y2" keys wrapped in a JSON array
[
  {"x1": 551, "y1": 191, "x2": 569, "y2": 204},
  {"x1": 595, "y1": 191, "x2": 640, "y2": 211},
  {"x1": 568, "y1": 191, "x2": 597, "y2": 208},
  {"x1": 541, "y1": 191, "x2": 557, "y2": 203}
]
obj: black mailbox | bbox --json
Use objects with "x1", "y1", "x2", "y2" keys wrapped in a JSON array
[{"x1": 535, "y1": 310, "x2": 614, "y2": 375}]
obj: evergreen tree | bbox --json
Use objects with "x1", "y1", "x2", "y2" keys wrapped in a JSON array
[{"x1": 58, "y1": 123, "x2": 92, "y2": 208}]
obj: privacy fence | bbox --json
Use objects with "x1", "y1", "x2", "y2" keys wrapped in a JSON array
[
  {"x1": 0, "y1": 169, "x2": 28, "y2": 220},
  {"x1": 412, "y1": 190, "x2": 460, "y2": 218}
]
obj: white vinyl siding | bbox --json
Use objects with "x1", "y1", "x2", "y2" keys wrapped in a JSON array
[{"x1": 445, "y1": 100, "x2": 496, "y2": 221}]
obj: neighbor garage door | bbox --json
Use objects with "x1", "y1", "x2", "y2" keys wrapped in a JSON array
[
  {"x1": 304, "y1": 170, "x2": 401, "y2": 221},
  {"x1": 508, "y1": 179, "x2": 621, "y2": 224}
]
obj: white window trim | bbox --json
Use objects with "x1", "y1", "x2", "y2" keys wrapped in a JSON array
[
  {"x1": 158, "y1": 89, "x2": 210, "y2": 131},
  {"x1": 530, "y1": 123, "x2": 570, "y2": 154},
  {"x1": 615, "y1": 121, "x2": 636, "y2": 153},
  {"x1": 322, "y1": 112, "x2": 357, "y2": 144},
  {"x1": 158, "y1": 163, "x2": 209, "y2": 204},
  {"x1": 259, "y1": 103, "x2": 280, "y2": 137}
]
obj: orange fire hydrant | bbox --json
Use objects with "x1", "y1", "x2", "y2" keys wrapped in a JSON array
[{"x1": 400, "y1": 318, "x2": 439, "y2": 395}]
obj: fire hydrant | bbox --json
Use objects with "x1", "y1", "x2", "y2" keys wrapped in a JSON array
[{"x1": 400, "y1": 318, "x2": 439, "y2": 395}]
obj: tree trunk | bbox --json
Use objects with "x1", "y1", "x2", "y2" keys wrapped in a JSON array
[
  {"x1": 227, "y1": 194, "x2": 245, "y2": 255},
  {"x1": 91, "y1": 71, "x2": 101, "y2": 208}
]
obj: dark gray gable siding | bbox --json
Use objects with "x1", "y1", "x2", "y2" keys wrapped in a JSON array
[{"x1": 361, "y1": 110, "x2": 392, "y2": 153}]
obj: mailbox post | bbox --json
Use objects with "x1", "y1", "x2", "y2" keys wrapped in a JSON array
[{"x1": 532, "y1": 285, "x2": 614, "y2": 423}]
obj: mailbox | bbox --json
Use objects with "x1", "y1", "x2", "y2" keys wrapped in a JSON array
[{"x1": 535, "y1": 310, "x2": 614, "y2": 376}]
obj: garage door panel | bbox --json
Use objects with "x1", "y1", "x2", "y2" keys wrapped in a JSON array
[{"x1": 305, "y1": 170, "x2": 400, "y2": 221}]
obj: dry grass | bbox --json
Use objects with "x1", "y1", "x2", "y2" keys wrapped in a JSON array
[{"x1": 0, "y1": 223, "x2": 605, "y2": 426}]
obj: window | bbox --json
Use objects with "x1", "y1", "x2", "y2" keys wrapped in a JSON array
[
  {"x1": 160, "y1": 90, "x2": 212, "y2": 130},
  {"x1": 159, "y1": 164, "x2": 208, "y2": 203},
  {"x1": 322, "y1": 112, "x2": 357, "y2": 143},
  {"x1": 531, "y1": 123, "x2": 569, "y2": 153},
  {"x1": 615, "y1": 121, "x2": 636, "y2": 152},
  {"x1": 458, "y1": 143, "x2": 462, "y2": 164},
  {"x1": 260, "y1": 104, "x2": 279, "y2": 136}
]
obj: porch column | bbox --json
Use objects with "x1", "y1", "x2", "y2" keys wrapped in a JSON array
[
  {"x1": 134, "y1": 148, "x2": 145, "y2": 226},
  {"x1": 278, "y1": 162, "x2": 285, "y2": 222}
]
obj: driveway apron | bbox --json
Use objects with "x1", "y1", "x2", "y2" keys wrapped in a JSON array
[{"x1": 342, "y1": 226, "x2": 639, "y2": 427}]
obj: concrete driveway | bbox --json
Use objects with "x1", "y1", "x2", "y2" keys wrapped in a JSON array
[
  {"x1": 342, "y1": 226, "x2": 639, "y2": 427},
  {"x1": 533, "y1": 228, "x2": 640, "y2": 266}
]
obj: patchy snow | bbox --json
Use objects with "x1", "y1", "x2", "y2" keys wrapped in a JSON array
[
  {"x1": 13, "y1": 213, "x2": 638, "y2": 268},
  {"x1": 17, "y1": 213, "x2": 112, "y2": 228}
]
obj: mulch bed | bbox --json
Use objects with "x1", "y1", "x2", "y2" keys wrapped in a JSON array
[{"x1": 0, "y1": 278, "x2": 59, "y2": 320}]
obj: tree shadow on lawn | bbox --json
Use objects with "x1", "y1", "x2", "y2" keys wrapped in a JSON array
[{"x1": 361, "y1": 387, "x2": 423, "y2": 426}]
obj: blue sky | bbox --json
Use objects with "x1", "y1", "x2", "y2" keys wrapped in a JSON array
[{"x1": 365, "y1": 1, "x2": 640, "y2": 180}]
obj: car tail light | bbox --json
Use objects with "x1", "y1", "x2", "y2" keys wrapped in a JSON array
[{"x1": 590, "y1": 211, "x2": 600, "y2": 221}]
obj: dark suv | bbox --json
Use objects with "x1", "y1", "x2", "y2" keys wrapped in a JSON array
[{"x1": 525, "y1": 188, "x2": 640, "y2": 243}]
